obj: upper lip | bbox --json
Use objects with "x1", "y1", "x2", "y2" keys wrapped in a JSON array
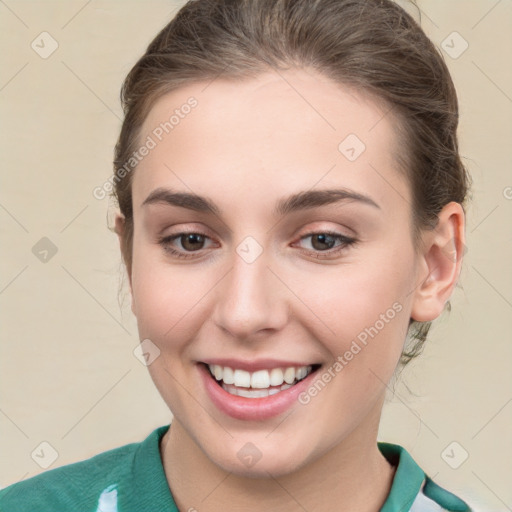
[{"x1": 200, "y1": 358, "x2": 320, "y2": 372}]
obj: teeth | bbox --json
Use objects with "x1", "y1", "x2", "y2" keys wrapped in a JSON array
[
  {"x1": 238, "y1": 388, "x2": 268, "y2": 398},
  {"x1": 213, "y1": 365, "x2": 223, "y2": 381},
  {"x1": 283, "y1": 367, "x2": 296, "y2": 384},
  {"x1": 222, "y1": 366, "x2": 234, "y2": 384},
  {"x1": 269, "y1": 368, "x2": 284, "y2": 386},
  {"x1": 233, "y1": 369, "x2": 251, "y2": 388},
  {"x1": 251, "y1": 370, "x2": 270, "y2": 389},
  {"x1": 222, "y1": 382, "x2": 295, "y2": 398},
  {"x1": 207, "y1": 364, "x2": 314, "y2": 394},
  {"x1": 297, "y1": 366, "x2": 307, "y2": 380}
]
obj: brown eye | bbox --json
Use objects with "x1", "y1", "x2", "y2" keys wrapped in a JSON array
[
  {"x1": 299, "y1": 232, "x2": 355, "y2": 252},
  {"x1": 295, "y1": 231, "x2": 357, "y2": 260},
  {"x1": 180, "y1": 233, "x2": 206, "y2": 251},
  {"x1": 310, "y1": 233, "x2": 337, "y2": 251},
  {"x1": 158, "y1": 231, "x2": 215, "y2": 259}
]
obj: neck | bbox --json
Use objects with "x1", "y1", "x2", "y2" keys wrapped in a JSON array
[{"x1": 160, "y1": 402, "x2": 396, "y2": 512}]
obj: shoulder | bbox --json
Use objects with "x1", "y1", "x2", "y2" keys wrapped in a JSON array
[{"x1": 0, "y1": 441, "x2": 137, "y2": 512}]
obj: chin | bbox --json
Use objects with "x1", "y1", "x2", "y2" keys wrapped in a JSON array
[{"x1": 206, "y1": 441, "x2": 311, "y2": 479}]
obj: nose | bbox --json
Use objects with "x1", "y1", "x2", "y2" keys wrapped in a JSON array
[{"x1": 212, "y1": 244, "x2": 289, "y2": 340}]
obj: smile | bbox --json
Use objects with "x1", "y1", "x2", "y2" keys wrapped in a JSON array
[{"x1": 206, "y1": 364, "x2": 319, "y2": 398}]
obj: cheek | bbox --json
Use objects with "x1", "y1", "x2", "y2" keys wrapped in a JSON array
[
  {"x1": 288, "y1": 246, "x2": 414, "y2": 365},
  {"x1": 130, "y1": 248, "x2": 212, "y2": 345},
  {"x1": 291, "y1": 265, "x2": 412, "y2": 421}
]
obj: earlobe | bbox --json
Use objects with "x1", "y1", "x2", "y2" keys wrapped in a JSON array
[
  {"x1": 410, "y1": 202, "x2": 466, "y2": 323},
  {"x1": 114, "y1": 214, "x2": 128, "y2": 269},
  {"x1": 114, "y1": 213, "x2": 125, "y2": 238}
]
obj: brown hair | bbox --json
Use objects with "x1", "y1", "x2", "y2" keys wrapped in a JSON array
[{"x1": 113, "y1": 0, "x2": 470, "y2": 367}]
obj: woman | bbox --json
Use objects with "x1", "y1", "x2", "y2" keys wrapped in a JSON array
[{"x1": 0, "y1": 0, "x2": 473, "y2": 510}]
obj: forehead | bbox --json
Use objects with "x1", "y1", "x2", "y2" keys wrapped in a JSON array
[{"x1": 133, "y1": 68, "x2": 409, "y2": 214}]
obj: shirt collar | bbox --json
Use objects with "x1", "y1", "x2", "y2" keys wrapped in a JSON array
[
  {"x1": 121, "y1": 424, "x2": 177, "y2": 511},
  {"x1": 378, "y1": 441, "x2": 426, "y2": 512}
]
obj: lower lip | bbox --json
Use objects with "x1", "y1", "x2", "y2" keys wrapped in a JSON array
[{"x1": 198, "y1": 363, "x2": 319, "y2": 421}]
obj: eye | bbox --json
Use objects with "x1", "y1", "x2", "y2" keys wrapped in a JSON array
[
  {"x1": 158, "y1": 231, "x2": 216, "y2": 259},
  {"x1": 295, "y1": 230, "x2": 357, "y2": 258},
  {"x1": 158, "y1": 229, "x2": 357, "y2": 260}
]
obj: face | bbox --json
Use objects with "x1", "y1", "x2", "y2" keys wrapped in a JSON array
[{"x1": 126, "y1": 68, "x2": 421, "y2": 476}]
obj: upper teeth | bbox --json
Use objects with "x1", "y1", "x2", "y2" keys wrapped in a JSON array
[{"x1": 208, "y1": 365, "x2": 313, "y2": 389}]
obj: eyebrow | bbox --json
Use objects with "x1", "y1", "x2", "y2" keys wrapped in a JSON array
[{"x1": 141, "y1": 187, "x2": 380, "y2": 216}]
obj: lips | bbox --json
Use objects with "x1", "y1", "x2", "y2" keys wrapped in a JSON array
[{"x1": 198, "y1": 360, "x2": 321, "y2": 420}]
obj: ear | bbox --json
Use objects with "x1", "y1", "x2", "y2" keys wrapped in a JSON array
[
  {"x1": 114, "y1": 213, "x2": 136, "y2": 315},
  {"x1": 410, "y1": 202, "x2": 466, "y2": 322}
]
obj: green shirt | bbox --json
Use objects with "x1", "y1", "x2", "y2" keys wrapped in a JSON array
[{"x1": 0, "y1": 424, "x2": 472, "y2": 511}]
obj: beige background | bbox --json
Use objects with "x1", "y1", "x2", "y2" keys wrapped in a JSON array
[{"x1": 1, "y1": 1, "x2": 511, "y2": 510}]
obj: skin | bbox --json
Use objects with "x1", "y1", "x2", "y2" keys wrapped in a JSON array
[{"x1": 115, "y1": 67, "x2": 465, "y2": 511}]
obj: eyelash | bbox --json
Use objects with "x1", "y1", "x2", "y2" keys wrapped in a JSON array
[{"x1": 158, "y1": 230, "x2": 357, "y2": 260}]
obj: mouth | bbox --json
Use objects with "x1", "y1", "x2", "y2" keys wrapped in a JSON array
[{"x1": 202, "y1": 362, "x2": 322, "y2": 399}]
